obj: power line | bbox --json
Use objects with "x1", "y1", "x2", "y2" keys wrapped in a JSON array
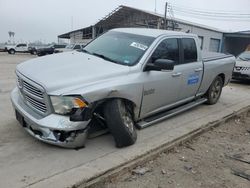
[
  {"x1": 170, "y1": 2, "x2": 250, "y2": 15},
  {"x1": 171, "y1": 11, "x2": 250, "y2": 21},
  {"x1": 172, "y1": 7, "x2": 250, "y2": 17},
  {"x1": 172, "y1": 9, "x2": 250, "y2": 18},
  {"x1": 167, "y1": 2, "x2": 250, "y2": 21}
]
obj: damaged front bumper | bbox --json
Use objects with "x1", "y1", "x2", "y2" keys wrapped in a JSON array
[
  {"x1": 11, "y1": 88, "x2": 90, "y2": 148},
  {"x1": 232, "y1": 72, "x2": 250, "y2": 80}
]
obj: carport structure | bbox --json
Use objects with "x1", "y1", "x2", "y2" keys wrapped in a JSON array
[
  {"x1": 58, "y1": 5, "x2": 224, "y2": 50},
  {"x1": 222, "y1": 30, "x2": 250, "y2": 56},
  {"x1": 58, "y1": 6, "x2": 164, "y2": 43}
]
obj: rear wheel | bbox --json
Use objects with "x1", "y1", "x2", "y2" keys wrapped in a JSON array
[
  {"x1": 104, "y1": 99, "x2": 137, "y2": 148},
  {"x1": 205, "y1": 76, "x2": 223, "y2": 105}
]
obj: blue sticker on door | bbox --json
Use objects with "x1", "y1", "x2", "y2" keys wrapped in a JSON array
[{"x1": 187, "y1": 74, "x2": 199, "y2": 85}]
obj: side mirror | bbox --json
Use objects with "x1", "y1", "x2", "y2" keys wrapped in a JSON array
[{"x1": 144, "y1": 59, "x2": 175, "y2": 72}]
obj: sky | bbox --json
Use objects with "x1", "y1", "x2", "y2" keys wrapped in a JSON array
[{"x1": 0, "y1": 0, "x2": 249, "y2": 43}]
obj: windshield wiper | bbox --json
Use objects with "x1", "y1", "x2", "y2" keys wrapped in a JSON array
[
  {"x1": 92, "y1": 53, "x2": 117, "y2": 63},
  {"x1": 80, "y1": 49, "x2": 91, "y2": 54}
]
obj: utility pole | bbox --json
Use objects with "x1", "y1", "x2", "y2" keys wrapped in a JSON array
[
  {"x1": 71, "y1": 16, "x2": 73, "y2": 30},
  {"x1": 164, "y1": 2, "x2": 168, "y2": 30},
  {"x1": 154, "y1": 0, "x2": 157, "y2": 13}
]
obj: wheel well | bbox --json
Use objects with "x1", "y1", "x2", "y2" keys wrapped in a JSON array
[
  {"x1": 218, "y1": 73, "x2": 225, "y2": 85},
  {"x1": 93, "y1": 98, "x2": 137, "y2": 118}
]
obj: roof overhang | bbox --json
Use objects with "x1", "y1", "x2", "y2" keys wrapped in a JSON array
[
  {"x1": 58, "y1": 5, "x2": 227, "y2": 39},
  {"x1": 224, "y1": 30, "x2": 250, "y2": 38}
]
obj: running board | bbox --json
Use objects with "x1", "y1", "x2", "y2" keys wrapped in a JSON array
[{"x1": 137, "y1": 98, "x2": 207, "y2": 129}]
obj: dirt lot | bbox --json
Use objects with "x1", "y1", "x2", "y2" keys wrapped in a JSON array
[{"x1": 104, "y1": 113, "x2": 250, "y2": 188}]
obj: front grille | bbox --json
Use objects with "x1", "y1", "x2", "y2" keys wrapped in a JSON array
[
  {"x1": 17, "y1": 74, "x2": 48, "y2": 114},
  {"x1": 17, "y1": 76, "x2": 22, "y2": 88},
  {"x1": 23, "y1": 80, "x2": 44, "y2": 98},
  {"x1": 235, "y1": 66, "x2": 250, "y2": 71},
  {"x1": 25, "y1": 95, "x2": 47, "y2": 113}
]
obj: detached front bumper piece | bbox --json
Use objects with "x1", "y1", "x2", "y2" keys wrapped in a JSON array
[{"x1": 11, "y1": 88, "x2": 90, "y2": 148}]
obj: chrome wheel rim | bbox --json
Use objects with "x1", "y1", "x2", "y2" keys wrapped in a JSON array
[
  {"x1": 211, "y1": 80, "x2": 221, "y2": 100},
  {"x1": 122, "y1": 112, "x2": 134, "y2": 133}
]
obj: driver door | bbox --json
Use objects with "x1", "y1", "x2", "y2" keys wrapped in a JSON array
[{"x1": 140, "y1": 38, "x2": 182, "y2": 118}]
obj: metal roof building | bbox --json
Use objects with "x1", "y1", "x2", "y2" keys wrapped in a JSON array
[{"x1": 58, "y1": 5, "x2": 249, "y2": 55}]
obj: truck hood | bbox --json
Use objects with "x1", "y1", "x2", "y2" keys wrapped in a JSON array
[{"x1": 17, "y1": 51, "x2": 130, "y2": 95}]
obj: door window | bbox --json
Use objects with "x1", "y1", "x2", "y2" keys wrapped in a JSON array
[
  {"x1": 16, "y1": 44, "x2": 26, "y2": 47},
  {"x1": 74, "y1": 45, "x2": 81, "y2": 49},
  {"x1": 151, "y1": 38, "x2": 179, "y2": 63},
  {"x1": 182, "y1": 38, "x2": 198, "y2": 63}
]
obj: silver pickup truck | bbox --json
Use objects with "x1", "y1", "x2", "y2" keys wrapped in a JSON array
[{"x1": 11, "y1": 28, "x2": 235, "y2": 148}]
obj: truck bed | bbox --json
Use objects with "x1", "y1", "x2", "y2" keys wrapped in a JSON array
[{"x1": 202, "y1": 51, "x2": 233, "y2": 62}]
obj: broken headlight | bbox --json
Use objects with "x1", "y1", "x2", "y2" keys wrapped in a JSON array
[{"x1": 50, "y1": 96, "x2": 87, "y2": 115}]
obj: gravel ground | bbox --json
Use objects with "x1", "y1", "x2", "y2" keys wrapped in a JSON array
[{"x1": 104, "y1": 113, "x2": 250, "y2": 188}]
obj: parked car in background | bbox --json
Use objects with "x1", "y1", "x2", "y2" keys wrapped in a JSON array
[
  {"x1": 0, "y1": 44, "x2": 7, "y2": 52},
  {"x1": 232, "y1": 51, "x2": 250, "y2": 80},
  {"x1": 6, "y1": 43, "x2": 31, "y2": 54},
  {"x1": 37, "y1": 44, "x2": 66, "y2": 56},
  {"x1": 28, "y1": 45, "x2": 41, "y2": 55},
  {"x1": 55, "y1": 44, "x2": 85, "y2": 53}
]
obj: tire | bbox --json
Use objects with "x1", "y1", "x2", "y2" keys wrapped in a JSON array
[
  {"x1": 104, "y1": 99, "x2": 137, "y2": 148},
  {"x1": 37, "y1": 52, "x2": 44, "y2": 56},
  {"x1": 32, "y1": 50, "x2": 37, "y2": 55},
  {"x1": 9, "y1": 49, "x2": 15, "y2": 55},
  {"x1": 205, "y1": 76, "x2": 223, "y2": 105}
]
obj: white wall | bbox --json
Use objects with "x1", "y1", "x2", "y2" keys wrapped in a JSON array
[
  {"x1": 177, "y1": 22, "x2": 223, "y2": 52},
  {"x1": 67, "y1": 16, "x2": 224, "y2": 52}
]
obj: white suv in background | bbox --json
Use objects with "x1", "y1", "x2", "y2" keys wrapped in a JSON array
[{"x1": 6, "y1": 43, "x2": 30, "y2": 54}]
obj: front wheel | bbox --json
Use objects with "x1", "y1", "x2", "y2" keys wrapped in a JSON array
[
  {"x1": 32, "y1": 50, "x2": 37, "y2": 55},
  {"x1": 104, "y1": 99, "x2": 137, "y2": 148},
  {"x1": 9, "y1": 49, "x2": 15, "y2": 55},
  {"x1": 205, "y1": 76, "x2": 223, "y2": 105}
]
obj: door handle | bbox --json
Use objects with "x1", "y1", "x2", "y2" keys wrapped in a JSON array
[
  {"x1": 172, "y1": 72, "x2": 182, "y2": 77},
  {"x1": 194, "y1": 68, "x2": 203, "y2": 72}
]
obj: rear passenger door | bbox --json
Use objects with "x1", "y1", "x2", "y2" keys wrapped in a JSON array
[
  {"x1": 17, "y1": 44, "x2": 27, "y2": 52},
  {"x1": 15, "y1": 44, "x2": 24, "y2": 52},
  {"x1": 177, "y1": 38, "x2": 203, "y2": 101}
]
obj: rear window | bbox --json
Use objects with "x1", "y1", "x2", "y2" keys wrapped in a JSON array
[{"x1": 182, "y1": 38, "x2": 197, "y2": 63}]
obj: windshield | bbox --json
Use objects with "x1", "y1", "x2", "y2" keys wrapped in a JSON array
[
  {"x1": 83, "y1": 31, "x2": 155, "y2": 65},
  {"x1": 237, "y1": 51, "x2": 250, "y2": 61}
]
